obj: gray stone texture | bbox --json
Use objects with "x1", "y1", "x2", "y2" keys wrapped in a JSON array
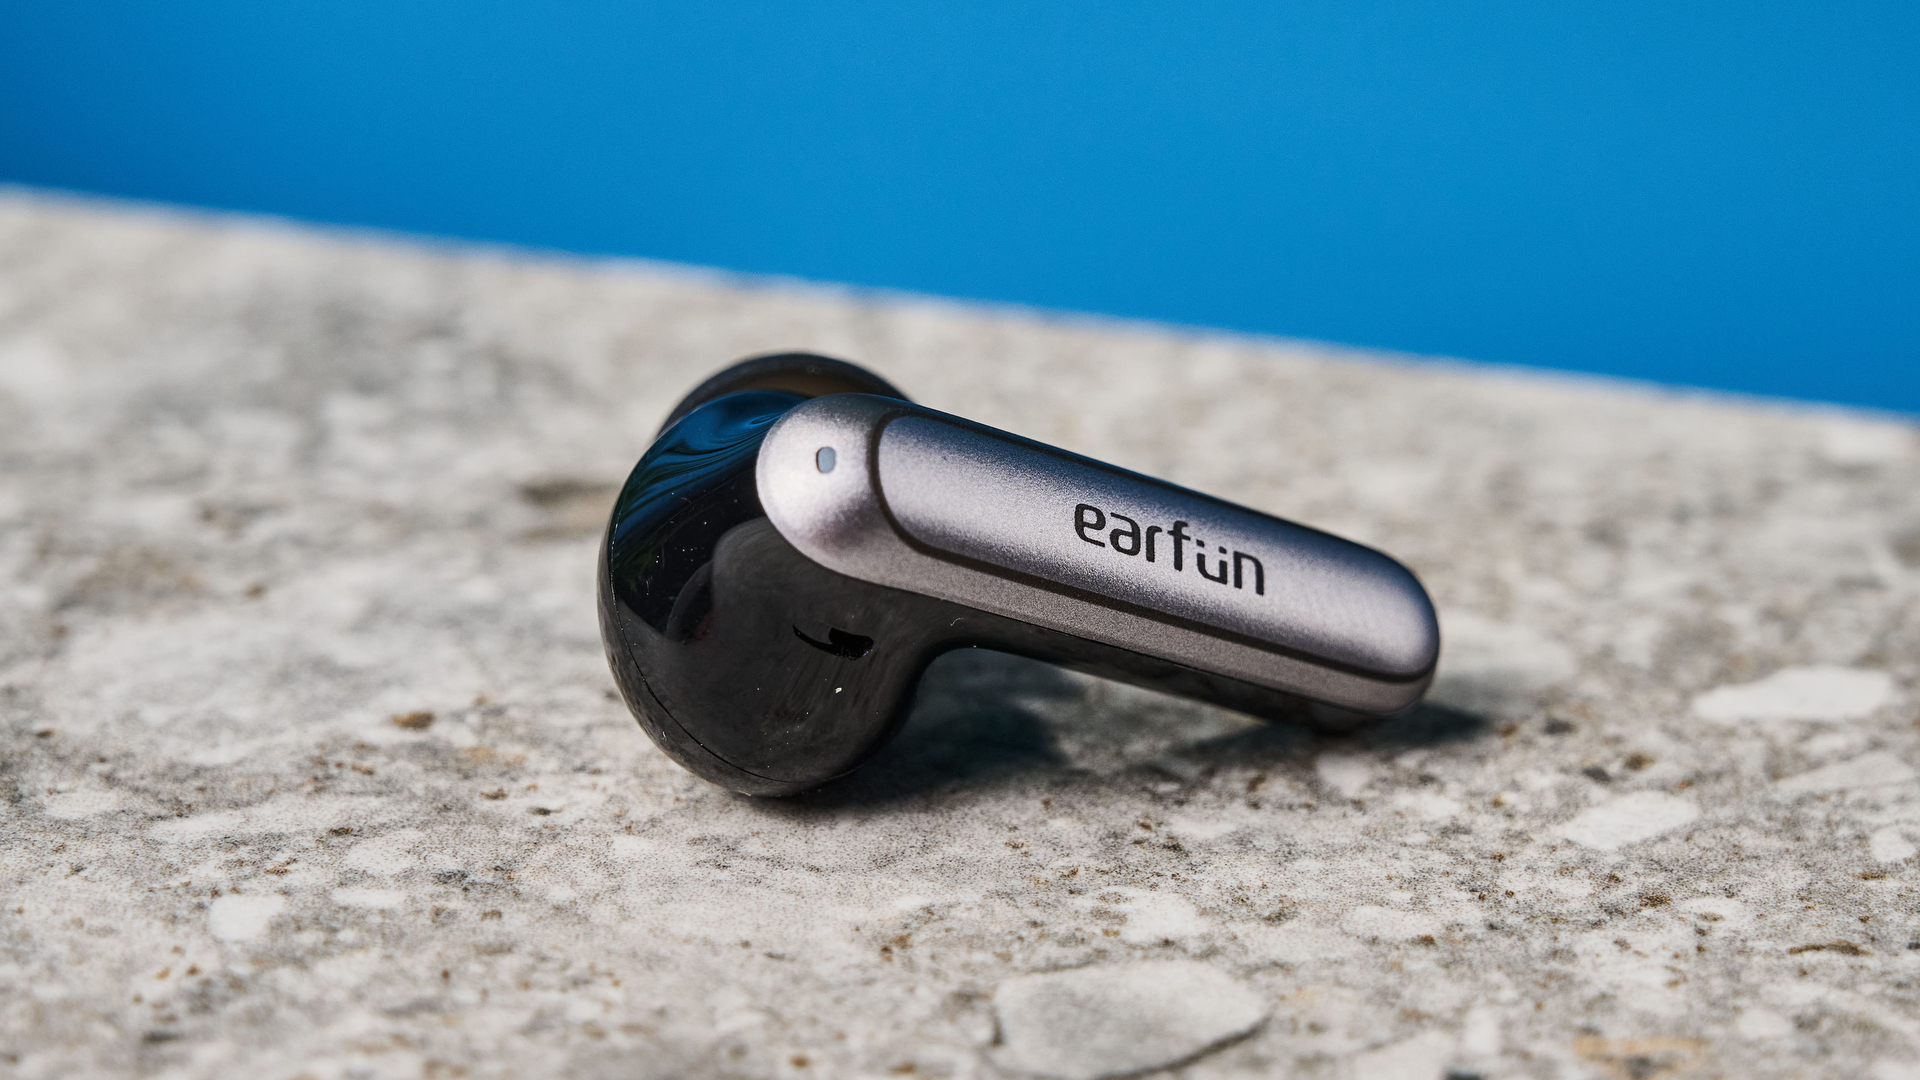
[{"x1": 2, "y1": 190, "x2": 1919, "y2": 1079}]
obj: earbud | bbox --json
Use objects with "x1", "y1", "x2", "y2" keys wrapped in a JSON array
[{"x1": 599, "y1": 353, "x2": 1440, "y2": 796}]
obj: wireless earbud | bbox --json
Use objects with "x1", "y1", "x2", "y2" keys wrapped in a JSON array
[{"x1": 599, "y1": 353, "x2": 1440, "y2": 795}]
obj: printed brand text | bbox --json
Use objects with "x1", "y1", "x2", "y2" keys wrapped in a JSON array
[{"x1": 1073, "y1": 503, "x2": 1264, "y2": 594}]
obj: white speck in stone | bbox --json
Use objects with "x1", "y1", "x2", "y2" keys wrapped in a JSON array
[
  {"x1": 1316, "y1": 753, "x2": 1375, "y2": 799},
  {"x1": 1872, "y1": 1060, "x2": 1920, "y2": 1080},
  {"x1": 146, "y1": 796, "x2": 362, "y2": 843},
  {"x1": 1350, "y1": 1031, "x2": 1456, "y2": 1080},
  {"x1": 1776, "y1": 751, "x2": 1916, "y2": 795},
  {"x1": 888, "y1": 893, "x2": 934, "y2": 915},
  {"x1": 208, "y1": 894, "x2": 286, "y2": 942},
  {"x1": 1077, "y1": 887, "x2": 1206, "y2": 946},
  {"x1": 1610, "y1": 614, "x2": 1665, "y2": 669},
  {"x1": 1116, "y1": 891, "x2": 1205, "y2": 946},
  {"x1": 0, "y1": 334, "x2": 72, "y2": 407},
  {"x1": 1692, "y1": 666, "x2": 1895, "y2": 724},
  {"x1": 608, "y1": 834, "x2": 658, "y2": 858},
  {"x1": 41, "y1": 789, "x2": 125, "y2": 819},
  {"x1": 1736, "y1": 1009, "x2": 1793, "y2": 1039},
  {"x1": 1460, "y1": 1007, "x2": 1500, "y2": 1057},
  {"x1": 186, "y1": 739, "x2": 266, "y2": 766},
  {"x1": 1567, "y1": 930, "x2": 1681, "y2": 994},
  {"x1": 992, "y1": 960, "x2": 1266, "y2": 1080},
  {"x1": 1165, "y1": 813, "x2": 1240, "y2": 841},
  {"x1": 343, "y1": 829, "x2": 427, "y2": 875},
  {"x1": 1390, "y1": 790, "x2": 1462, "y2": 821},
  {"x1": 1817, "y1": 419, "x2": 1913, "y2": 467},
  {"x1": 1426, "y1": 612, "x2": 1577, "y2": 715},
  {"x1": 1541, "y1": 875, "x2": 1594, "y2": 900},
  {"x1": 1515, "y1": 769, "x2": 1558, "y2": 792},
  {"x1": 1772, "y1": 981, "x2": 1838, "y2": 1009},
  {"x1": 1679, "y1": 896, "x2": 1752, "y2": 927},
  {"x1": 1803, "y1": 730, "x2": 1871, "y2": 759},
  {"x1": 1869, "y1": 826, "x2": 1917, "y2": 863},
  {"x1": 707, "y1": 985, "x2": 767, "y2": 1037},
  {"x1": 330, "y1": 887, "x2": 407, "y2": 909},
  {"x1": 1559, "y1": 791, "x2": 1698, "y2": 850},
  {"x1": 454, "y1": 575, "x2": 502, "y2": 604},
  {"x1": 1339, "y1": 905, "x2": 1441, "y2": 943},
  {"x1": 1239, "y1": 923, "x2": 1363, "y2": 964}
]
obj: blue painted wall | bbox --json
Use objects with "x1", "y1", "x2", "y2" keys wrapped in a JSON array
[{"x1": 3, "y1": 2, "x2": 1916, "y2": 412}]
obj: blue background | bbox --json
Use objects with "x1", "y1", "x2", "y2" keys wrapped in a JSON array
[{"x1": 3, "y1": 2, "x2": 1916, "y2": 412}]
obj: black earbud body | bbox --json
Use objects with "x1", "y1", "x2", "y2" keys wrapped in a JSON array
[{"x1": 600, "y1": 354, "x2": 1440, "y2": 796}]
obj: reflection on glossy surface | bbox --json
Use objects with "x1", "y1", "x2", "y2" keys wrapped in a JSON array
[
  {"x1": 606, "y1": 389, "x2": 801, "y2": 631},
  {"x1": 600, "y1": 390, "x2": 1333, "y2": 796}
]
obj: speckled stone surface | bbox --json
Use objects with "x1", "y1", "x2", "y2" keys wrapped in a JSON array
[{"x1": 3, "y1": 190, "x2": 1919, "y2": 1080}]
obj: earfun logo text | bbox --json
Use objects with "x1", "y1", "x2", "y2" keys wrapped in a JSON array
[{"x1": 1073, "y1": 503, "x2": 1265, "y2": 594}]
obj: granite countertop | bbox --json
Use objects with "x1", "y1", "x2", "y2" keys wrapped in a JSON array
[{"x1": 2, "y1": 190, "x2": 1918, "y2": 1080}]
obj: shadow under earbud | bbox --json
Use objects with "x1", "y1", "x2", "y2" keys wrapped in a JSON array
[
  {"x1": 783, "y1": 649, "x2": 1081, "y2": 809},
  {"x1": 768, "y1": 658, "x2": 1493, "y2": 811},
  {"x1": 1365, "y1": 701, "x2": 1492, "y2": 748},
  {"x1": 1070, "y1": 696, "x2": 1493, "y2": 788}
]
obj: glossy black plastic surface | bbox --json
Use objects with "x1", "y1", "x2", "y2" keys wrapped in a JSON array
[
  {"x1": 599, "y1": 387, "x2": 1326, "y2": 796},
  {"x1": 654, "y1": 351, "x2": 907, "y2": 435}
]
